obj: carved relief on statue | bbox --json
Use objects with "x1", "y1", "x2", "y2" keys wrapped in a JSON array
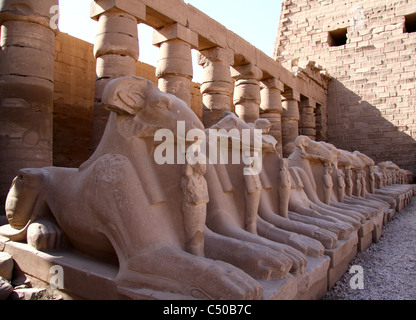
[
  {"x1": 345, "y1": 166, "x2": 353, "y2": 197},
  {"x1": 354, "y1": 170, "x2": 362, "y2": 197},
  {"x1": 181, "y1": 159, "x2": 209, "y2": 257},
  {"x1": 369, "y1": 166, "x2": 376, "y2": 193},
  {"x1": 243, "y1": 160, "x2": 262, "y2": 234},
  {"x1": 336, "y1": 169, "x2": 346, "y2": 203},
  {"x1": 278, "y1": 158, "x2": 291, "y2": 218},
  {"x1": 323, "y1": 162, "x2": 333, "y2": 205}
]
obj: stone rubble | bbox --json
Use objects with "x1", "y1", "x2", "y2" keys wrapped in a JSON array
[
  {"x1": 0, "y1": 270, "x2": 62, "y2": 301},
  {"x1": 0, "y1": 277, "x2": 13, "y2": 300},
  {"x1": 0, "y1": 252, "x2": 13, "y2": 282}
]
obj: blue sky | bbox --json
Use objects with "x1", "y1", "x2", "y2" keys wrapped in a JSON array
[{"x1": 58, "y1": 0, "x2": 282, "y2": 82}]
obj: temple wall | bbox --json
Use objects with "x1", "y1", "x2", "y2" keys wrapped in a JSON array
[
  {"x1": 275, "y1": 0, "x2": 416, "y2": 174},
  {"x1": 53, "y1": 32, "x2": 96, "y2": 168}
]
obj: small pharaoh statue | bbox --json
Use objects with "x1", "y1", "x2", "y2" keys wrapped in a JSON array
[
  {"x1": 323, "y1": 162, "x2": 333, "y2": 205},
  {"x1": 181, "y1": 159, "x2": 209, "y2": 257},
  {"x1": 355, "y1": 170, "x2": 362, "y2": 197},
  {"x1": 243, "y1": 160, "x2": 262, "y2": 234},
  {"x1": 336, "y1": 169, "x2": 346, "y2": 203},
  {"x1": 387, "y1": 170, "x2": 393, "y2": 185},
  {"x1": 375, "y1": 170, "x2": 383, "y2": 189},
  {"x1": 278, "y1": 158, "x2": 291, "y2": 219},
  {"x1": 360, "y1": 170, "x2": 367, "y2": 197},
  {"x1": 345, "y1": 166, "x2": 353, "y2": 197},
  {"x1": 369, "y1": 166, "x2": 376, "y2": 193}
]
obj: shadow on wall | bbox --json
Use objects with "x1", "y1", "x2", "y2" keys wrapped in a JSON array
[
  {"x1": 53, "y1": 98, "x2": 94, "y2": 168},
  {"x1": 327, "y1": 78, "x2": 416, "y2": 177}
]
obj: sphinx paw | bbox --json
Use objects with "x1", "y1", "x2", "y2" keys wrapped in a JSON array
[
  {"x1": 27, "y1": 219, "x2": 65, "y2": 251},
  {"x1": 313, "y1": 228, "x2": 338, "y2": 249},
  {"x1": 196, "y1": 260, "x2": 263, "y2": 300}
]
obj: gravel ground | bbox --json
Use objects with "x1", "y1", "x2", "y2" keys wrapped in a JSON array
[{"x1": 323, "y1": 197, "x2": 416, "y2": 300}]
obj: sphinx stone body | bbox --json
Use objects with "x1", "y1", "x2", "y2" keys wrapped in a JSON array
[
  {"x1": 1, "y1": 77, "x2": 268, "y2": 300},
  {"x1": 0, "y1": 76, "x2": 413, "y2": 300}
]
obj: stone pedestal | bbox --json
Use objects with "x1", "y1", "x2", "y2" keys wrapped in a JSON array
[
  {"x1": 325, "y1": 232, "x2": 358, "y2": 290},
  {"x1": 357, "y1": 219, "x2": 374, "y2": 252},
  {"x1": 259, "y1": 276, "x2": 298, "y2": 300},
  {"x1": 294, "y1": 256, "x2": 331, "y2": 300},
  {"x1": 1, "y1": 236, "x2": 328, "y2": 300},
  {"x1": 198, "y1": 47, "x2": 234, "y2": 128},
  {"x1": 231, "y1": 64, "x2": 262, "y2": 124},
  {"x1": 0, "y1": 0, "x2": 58, "y2": 216},
  {"x1": 0, "y1": 236, "x2": 124, "y2": 300},
  {"x1": 372, "y1": 210, "x2": 384, "y2": 243}
]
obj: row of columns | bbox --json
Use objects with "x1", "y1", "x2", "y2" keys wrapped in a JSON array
[
  {"x1": 0, "y1": 1, "x2": 325, "y2": 167},
  {"x1": 197, "y1": 50, "x2": 323, "y2": 158},
  {"x1": 90, "y1": 4, "x2": 325, "y2": 156},
  {"x1": 0, "y1": 0, "x2": 327, "y2": 215}
]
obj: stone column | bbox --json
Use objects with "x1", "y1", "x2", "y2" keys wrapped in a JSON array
[
  {"x1": 315, "y1": 102, "x2": 328, "y2": 142},
  {"x1": 260, "y1": 78, "x2": 284, "y2": 156},
  {"x1": 153, "y1": 23, "x2": 198, "y2": 107},
  {"x1": 281, "y1": 88, "x2": 300, "y2": 157},
  {"x1": 0, "y1": 0, "x2": 58, "y2": 215},
  {"x1": 298, "y1": 97, "x2": 316, "y2": 140},
  {"x1": 231, "y1": 63, "x2": 263, "y2": 124},
  {"x1": 91, "y1": 1, "x2": 145, "y2": 150},
  {"x1": 198, "y1": 47, "x2": 234, "y2": 128}
]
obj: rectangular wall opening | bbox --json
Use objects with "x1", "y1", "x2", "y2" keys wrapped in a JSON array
[
  {"x1": 328, "y1": 28, "x2": 348, "y2": 47},
  {"x1": 404, "y1": 12, "x2": 416, "y2": 33}
]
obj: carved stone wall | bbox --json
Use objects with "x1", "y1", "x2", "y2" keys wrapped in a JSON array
[
  {"x1": 275, "y1": 0, "x2": 416, "y2": 175},
  {"x1": 53, "y1": 33, "x2": 96, "y2": 168}
]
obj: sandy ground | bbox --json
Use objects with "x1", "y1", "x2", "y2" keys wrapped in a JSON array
[{"x1": 323, "y1": 196, "x2": 416, "y2": 300}]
